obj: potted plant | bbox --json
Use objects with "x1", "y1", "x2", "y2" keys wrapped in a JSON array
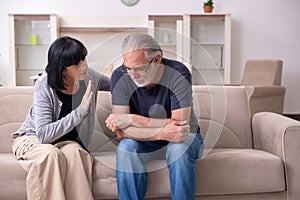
[{"x1": 203, "y1": 0, "x2": 214, "y2": 13}]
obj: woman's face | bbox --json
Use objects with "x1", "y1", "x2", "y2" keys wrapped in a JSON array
[{"x1": 63, "y1": 60, "x2": 88, "y2": 81}]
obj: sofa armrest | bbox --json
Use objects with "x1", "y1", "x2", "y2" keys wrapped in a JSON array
[
  {"x1": 246, "y1": 85, "x2": 286, "y2": 97},
  {"x1": 245, "y1": 86, "x2": 286, "y2": 115},
  {"x1": 252, "y1": 112, "x2": 300, "y2": 200}
]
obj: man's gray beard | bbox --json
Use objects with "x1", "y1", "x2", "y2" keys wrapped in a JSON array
[{"x1": 133, "y1": 79, "x2": 149, "y2": 88}]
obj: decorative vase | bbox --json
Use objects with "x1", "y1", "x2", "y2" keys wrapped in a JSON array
[
  {"x1": 29, "y1": 34, "x2": 39, "y2": 45},
  {"x1": 203, "y1": 5, "x2": 214, "y2": 13}
]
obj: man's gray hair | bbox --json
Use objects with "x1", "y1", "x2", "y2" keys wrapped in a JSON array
[{"x1": 121, "y1": 33, "x2": 163, "y2": 60}]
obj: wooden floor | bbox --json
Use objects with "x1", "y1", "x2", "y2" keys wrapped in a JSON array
[{"x1": 284, "y1": 114, "x2": 300, "y2": 121}]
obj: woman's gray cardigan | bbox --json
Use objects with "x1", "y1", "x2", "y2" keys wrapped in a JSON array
[{"x1": 12, "y1": 68, "x2": 110, "y2": 149}]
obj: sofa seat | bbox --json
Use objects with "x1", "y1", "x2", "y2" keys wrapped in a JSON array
[
  {"x1": 196, "y1": 148, "x2": 285, "y2": 195},
  {"x1": 92, "y1": 148, "x2": 285, "y2": 199},
  {"x1": 0, "y1": 154, "x2": 27, "y2": 199}
]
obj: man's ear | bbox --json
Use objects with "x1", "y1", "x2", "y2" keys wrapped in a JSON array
[{"x1": 155, "y1": 54, "x2": 162, "y2": 63}]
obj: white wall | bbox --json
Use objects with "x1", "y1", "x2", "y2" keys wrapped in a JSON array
[{"x1": 0, "y1": 0, "x2": 299, "y2": 114}]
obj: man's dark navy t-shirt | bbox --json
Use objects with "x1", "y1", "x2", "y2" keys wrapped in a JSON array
[{"x1": 110, "y1": 57, "x2": 200, "y2": 133}]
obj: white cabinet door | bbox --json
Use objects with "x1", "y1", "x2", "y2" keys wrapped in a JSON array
[
  {"x1": 148, "y1": 15, "x2": 184, "y2": 63},
  {"x1": 8, "y1": 14, "x2": 59, "y2": 86},
  {"x1": 184, "y1": 14, "x2": 231, "y2": 85}
]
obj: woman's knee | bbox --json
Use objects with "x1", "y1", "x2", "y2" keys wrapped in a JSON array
[
  {"x1": 58, "y1": 141, "x2": 82, "y2": 154},
  {"x1": 58, "y1": 141, "x2": 92, "y2": 162},
  {"x1": 40, "y1": 144, "x2": 66, "y2": 163}
]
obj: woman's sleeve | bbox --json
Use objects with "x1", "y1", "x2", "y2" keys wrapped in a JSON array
[
  {"x1": 91, "y1": 69, "x2": 110, "y2": 91},
  {"x1": 34, "y1": 83, "x2": 87, "y2": 144}
]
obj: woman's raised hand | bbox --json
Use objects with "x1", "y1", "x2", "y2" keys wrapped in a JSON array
[{"x1": 80, "y1": 80, "x2": 93, "y2": 112}]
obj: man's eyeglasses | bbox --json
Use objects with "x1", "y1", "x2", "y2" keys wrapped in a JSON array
[{"x1": 122, "y1": 58, "x2": 154, "y2": 76}]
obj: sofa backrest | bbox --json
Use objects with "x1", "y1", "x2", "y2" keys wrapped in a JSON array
[
  {"x1": 192, "y1": 86, "x2": 253, "y2": 149},
  {"x1": 90, "y1": 91, "x2": 117, "y2": 152},
  {"x1": 93, "y1": 85, "x2": 253, "y2": 150},
  {"x1": 0, "y1": 85, "x2": 253, "y2": 153},
  {"x1": 0, "y1": 87, "x2": 34, "y2": 153}
]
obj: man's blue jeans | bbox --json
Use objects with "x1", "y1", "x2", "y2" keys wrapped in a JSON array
[{"x1": 116, "y1": 133, "x2": 203, "y2": 200}]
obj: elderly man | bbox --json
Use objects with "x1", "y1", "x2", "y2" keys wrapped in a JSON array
[{"x1": 106, "y1": 33, "x2": 203, "y2": 200}]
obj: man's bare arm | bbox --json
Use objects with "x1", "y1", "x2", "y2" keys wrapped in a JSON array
[
  {"x1": 116, "y1": 120, "x2": 190, "y2": 142},
  {"x1": 105, "y1": 105, "x2": 191, "y2": 142}
]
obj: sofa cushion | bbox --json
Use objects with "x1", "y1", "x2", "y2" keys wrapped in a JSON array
[
  {"x1": 192, "y1": 86, "x2": 253, "y2": 149},
  {"x1": 92, "y1": 148, "x2": 285, "y2": 198},
  {"x1": 91, "y1": 92, "x2": 117, "y2": 149},
  {"x1": 92, "y1": 152, "x2": 118, "y2": 199},
  {"x1": 197, "y1": 148, "x2": 285, "y2": 195},
  {"x1": 0, "y1": 154, "x2": 27, "y2": 200},
  {"x1": 0, "y1": 87, "x2": 34, "y2": 153},
  {"x1": 93, "y1": 86, "x2": 254, "y2": 151}
]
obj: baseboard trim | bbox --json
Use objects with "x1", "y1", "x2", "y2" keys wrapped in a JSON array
[{"x1": 284, "y1": 114, "x2": 300, "y2": 121}]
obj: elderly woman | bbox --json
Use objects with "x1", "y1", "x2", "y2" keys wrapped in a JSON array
[{"x1": 12, "y1": 36, "x2": 110, "y2": 200}]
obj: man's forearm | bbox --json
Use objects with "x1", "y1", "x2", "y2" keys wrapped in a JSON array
[
  {"x1": 118, "y1": 126, "x2": 163, "y2": 141},
  {"x1": 117, "y1": 120, "x2": 190, "y2": 142},
  {"x1": 130, "y1": 114, "x2": 173, "y2": 128},
  {"x1": 109, "y1": 106, "x2": 192, "y2": 142}
]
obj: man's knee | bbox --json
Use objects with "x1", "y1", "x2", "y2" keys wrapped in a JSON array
[
  {"x1": 117, "y1": 138, "x2": 140, "y2": 153},
  {"x1": 166, "y1": 141, "x2": 195, "y2": 165}
]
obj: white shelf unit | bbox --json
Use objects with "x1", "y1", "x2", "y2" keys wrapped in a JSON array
[
  {"x1": 59, "y1": 16, "x2": 148, "y2": 76},
  {"x1": 8, "y1": 14, "x2": 59, "y2": 86},
  {"x1": 148, "y1": 15, "x2": 184, "y2": 63},
  {"x1": 183, "y1": 14, "x2": 231, "y2": 85}
]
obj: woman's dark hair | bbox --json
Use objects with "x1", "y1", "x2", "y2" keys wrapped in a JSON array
[{"x1": 46, "y1": 36, "x2": 87, "y2": 90}]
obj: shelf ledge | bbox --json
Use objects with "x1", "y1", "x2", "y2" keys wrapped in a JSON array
[{"x1": 60, "y1": 27, "x2": 147, "y2": 33}]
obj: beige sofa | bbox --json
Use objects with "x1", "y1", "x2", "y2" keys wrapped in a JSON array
[{"x1": 1, "y1": 85, "x2": 300, "y2": 200}]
